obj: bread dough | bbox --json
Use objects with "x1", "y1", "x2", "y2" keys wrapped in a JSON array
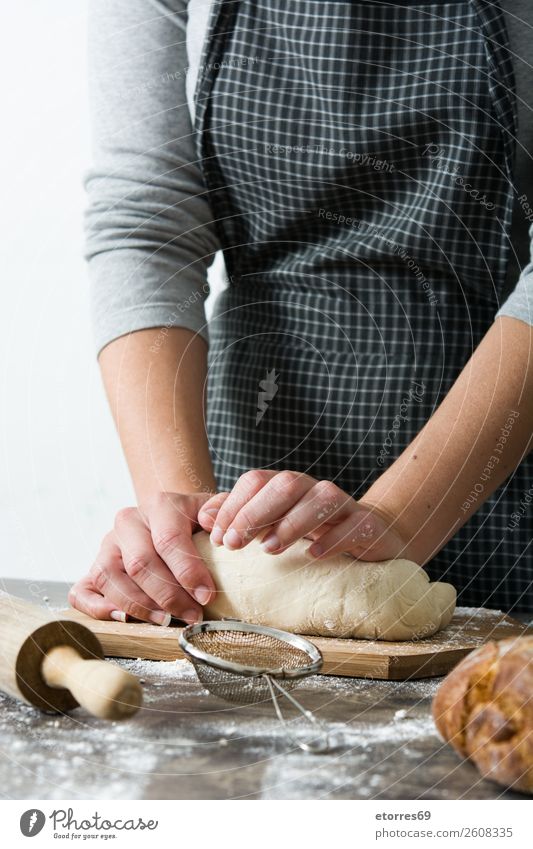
[{"x1": 192, "y1": 531, "x2": 456, "y2": 641}]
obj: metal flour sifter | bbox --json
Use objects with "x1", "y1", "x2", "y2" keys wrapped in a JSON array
[{"x1": 179, "y1": 620, "x2": 331, "y2": 753}]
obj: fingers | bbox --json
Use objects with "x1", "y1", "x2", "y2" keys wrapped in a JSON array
[
  {"x1": 89, "y1": 534, "x2": 178, "y2": 624},
  {"x1": 145, "y1": 496, "x2": 217, "y2": 605},
  {"x1": 68, "y1": 576, "x2": 119, "y2": 621},
  {"x1": 226, "y1": 471, "x2": 319, "y2": 550},
  {"x1": 307, "y1": 506, "x2": 405, "y2": 560},
  {"x1": 260, "y1": 479, "x2": 352, "y2": 553},
  {"x1": 113, "y1": 509, "x2": 203, "y2": 621},
  {"x1": 197, "y1": 491, "x2": 230, "y2": 532},
  {"x1": 69, "y1": 488, "x2": 221, "y2": 626},
  {"x1": 211, "y1": 470, "x2": 317, "y2": 549},
  {"x1": 209, "y1": 469, "x2": 278, "y2": 547},
  {"x1": 70, "y1": 561, "x2": 170, "y2": 626}
]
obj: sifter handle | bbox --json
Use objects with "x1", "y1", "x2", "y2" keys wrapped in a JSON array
[{"x1": 41, "y1": 646, "x2": 142, "y2": 720}]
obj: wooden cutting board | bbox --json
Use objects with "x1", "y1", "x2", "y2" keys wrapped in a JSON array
[{"x1": 62, "y1": 606, "x2": 527, "y2": 680}]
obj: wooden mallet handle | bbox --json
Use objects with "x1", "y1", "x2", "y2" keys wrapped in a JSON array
[
  {"x1": 0, "y1": 594, "x2": 142, "y2": 718},
  {"x1": 42, "y1": 646, "x2": 142, "y2": 720}
]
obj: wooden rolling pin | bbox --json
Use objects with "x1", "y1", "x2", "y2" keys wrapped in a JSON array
[{"x1": 0, "y1": 594, "x2": 142, "y2": 719}]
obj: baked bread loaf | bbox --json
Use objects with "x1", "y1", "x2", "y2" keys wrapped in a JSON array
[{"x1": 432, "y1": 636, "x2": 533, "y2": 794}]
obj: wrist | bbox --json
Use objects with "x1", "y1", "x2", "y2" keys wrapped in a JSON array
[
  {"x1": 358, "y1": 493, "x2": 430, "y2": 564},
  {"x1": 134, "y1": 475, "x2": 217, "y2": 504},
  {"x1": 131, "y1": 446, "x2": 217, "y2": 503}
]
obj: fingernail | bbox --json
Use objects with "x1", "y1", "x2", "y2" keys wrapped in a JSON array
[
  {"x1": 210, "y1": 525, "x2": 224, "y2": 546},
  {"x1": 309, "y1": 543, "x2": 323, "y2": 557},
  {"x1": 182, "y1": 609, "x2": 202, "y2": 624},
  {"x1": 194, "y1": 585, "x2": 212, "y2": 605},
  {"x1": 148, "y1": 610, "x2": 172, "y2": 627},
  {"x1": 261, "y1": 533, "x2": 280, "y2": 553},
  {"x1": 110, "y1": 610, "x2": 127, "y2": 623},
  {"x1": 224, "y1": 528, "x2": 242, "y2": 549},
  {"x1": 202, "y1": 507, "x2": 219, "y2": 516}
]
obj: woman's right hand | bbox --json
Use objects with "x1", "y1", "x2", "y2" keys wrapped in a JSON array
[{"x1": 69, "y1": 491, "x2": 225, "y2": 625}]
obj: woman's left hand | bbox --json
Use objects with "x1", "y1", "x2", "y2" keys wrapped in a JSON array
[{"x1": 198, "y1": 470, "x2": 412, "y2": 562}]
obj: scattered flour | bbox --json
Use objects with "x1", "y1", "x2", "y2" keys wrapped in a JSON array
[{"x1": 1, "y1": 609, "x2": 493, "y2": 799}]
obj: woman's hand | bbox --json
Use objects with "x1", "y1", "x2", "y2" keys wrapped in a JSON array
[
  {"x1": 69, "y1": 491, "x2": 226, "y2": 624},
  {"x1": 198, "y1": 470, "x2": 413, "y2": 562}
]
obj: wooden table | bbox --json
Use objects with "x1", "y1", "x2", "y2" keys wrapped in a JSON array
[{"x1": 0, "y1": 578, "x2": 529, "y2": 800}]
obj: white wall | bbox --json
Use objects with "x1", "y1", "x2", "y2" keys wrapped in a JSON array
[{"x1": 0, "y1": 1, "x2": 134, "y2": 583}]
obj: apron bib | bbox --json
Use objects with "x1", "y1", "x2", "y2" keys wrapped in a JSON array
[{"x1": 194, "y1": 0, "x2": 532, "y2": 611}]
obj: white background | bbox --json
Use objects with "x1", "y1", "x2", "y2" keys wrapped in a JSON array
[{"x1": 0, "y1": 1, "x2": 134, "y2": 584}]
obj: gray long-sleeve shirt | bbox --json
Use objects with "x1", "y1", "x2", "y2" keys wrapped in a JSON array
[{"x1": 85, "y1": 0, "x2": 533, "y2": 354}]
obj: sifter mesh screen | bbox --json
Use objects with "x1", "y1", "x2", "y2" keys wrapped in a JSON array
[
  {"x1": 186, "y1": 628, "x2": 315, "y2": 704},
  {"x1": 188, "y1": 628, "x2": 312, "y2": 669}
]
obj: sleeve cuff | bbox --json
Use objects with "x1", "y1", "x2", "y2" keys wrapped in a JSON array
[
  {"x1": 93, "y1": 302, "x2": 209, "y2": 356},
  {"x1": 88, "y1": 249, "x2": 210, "y2": 356},
  {"x1": 496, "y1": 269, "x2": 533, "y2": 327}
]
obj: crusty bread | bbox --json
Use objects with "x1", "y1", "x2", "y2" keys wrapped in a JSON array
[{"x1": 432, "y1": 636, "x2": 533, "y2": 794}]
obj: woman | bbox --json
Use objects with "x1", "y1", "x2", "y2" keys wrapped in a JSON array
[{"x1": 71, "y1": 0, "x2": 533, "y2": 626}]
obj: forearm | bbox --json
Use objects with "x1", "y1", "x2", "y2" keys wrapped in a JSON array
[
  {"x1": 364, "y1": 316, "x2": 533, "y2": 564},
  {"x1": 99, "y1": 327, "x2": 217, "y2": 501}
]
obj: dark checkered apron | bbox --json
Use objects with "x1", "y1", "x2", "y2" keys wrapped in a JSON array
[{"x1": 194, "y1": 0, "x2": 532, "y2": 612}]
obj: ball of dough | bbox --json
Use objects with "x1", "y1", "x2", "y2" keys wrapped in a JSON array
[{"x1": 192, "y1": 531, "x2": 456, "y2": 641}]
